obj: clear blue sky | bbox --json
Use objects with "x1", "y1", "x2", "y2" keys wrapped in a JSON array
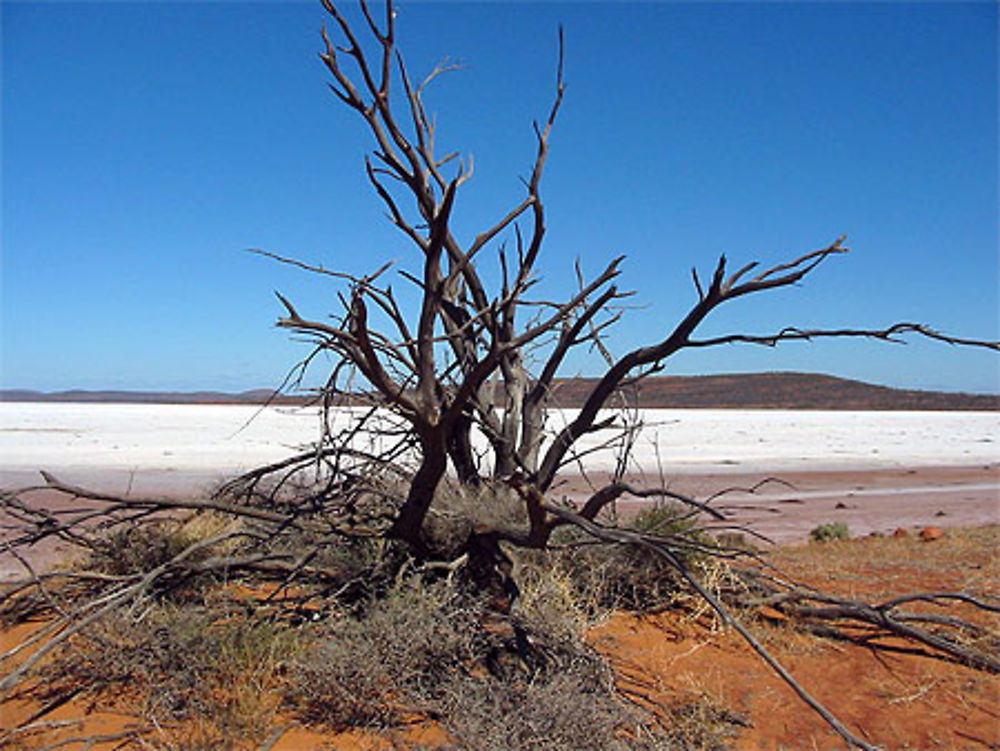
[{"x1": 3, "y1": 1, "x2": 997, "y2": 394}]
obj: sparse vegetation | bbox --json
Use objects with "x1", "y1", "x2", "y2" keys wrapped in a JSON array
[
  {"x1": 6, "y1": 596, "x2": 304, "y2": 749},
  {"x1": 292, "y1": 575, "x2": 676, "y2": 751},
  {"x1": 2, "y1": 519, "x2": 739, "y2": 750},
  {"x1": 3, "y1": 486, "x2": 999, "y2": 749}
]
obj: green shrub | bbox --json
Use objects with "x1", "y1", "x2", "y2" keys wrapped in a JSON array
[
  {"x1": 810, "y1": 522, "x2": 850, "y2": 543},
  {"x1": 87, "y1": 522, "x2": 200, "y2": 576},
  {"x1": 630, "y1": 503, "x2": 699, "y2": 537}
]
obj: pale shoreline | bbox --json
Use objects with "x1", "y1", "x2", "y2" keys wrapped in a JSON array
[
  {"x1": 2, "y1": 463, "x2": 997, "y2": 583},
  {"x1": 553, "y1": 463, "x2": 999, "y2": 543}
]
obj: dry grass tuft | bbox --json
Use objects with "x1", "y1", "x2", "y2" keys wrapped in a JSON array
[{"x1": 23, "y1": 604, "x2": 303, "y2": 746}]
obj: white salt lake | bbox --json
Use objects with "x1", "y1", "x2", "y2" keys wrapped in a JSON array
[
  {"x1": 0, "y1": 403, "x2": 996, "y2": 491},
  {"x1": 0, "y1": 403, "x2": 997, "y2": 554}
]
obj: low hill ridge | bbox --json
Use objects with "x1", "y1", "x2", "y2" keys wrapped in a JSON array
[
  {"x1": 2, "y1": 373, "x2": 996, "y2": 410},
  {"x1": 552, "y1": 372, "x2": 998, "y2": 410}
]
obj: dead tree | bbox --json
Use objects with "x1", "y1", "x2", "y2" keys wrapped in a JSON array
[
  {"x1": 3, "y1": 3, "x2": 998, "y2": 749},
  {"x1": 249, "y1": 0, "x2": 996, "y2": 555}
]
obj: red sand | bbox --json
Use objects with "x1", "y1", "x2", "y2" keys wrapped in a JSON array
[{"x1": 2, "y1": 465, "x2": 997, "y2": 750}]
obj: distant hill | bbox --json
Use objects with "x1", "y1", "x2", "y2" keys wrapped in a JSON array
[
  {"x1": 2, "y1": 373, "x2": 997, "y2": 410},
  {"x1": 550, "y1": 373, "x2": 999, "y2": 411}
]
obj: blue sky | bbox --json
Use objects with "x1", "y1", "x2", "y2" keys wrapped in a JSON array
[{"x1": 3, "y1": 1, "x2": 997, "y2": 394}]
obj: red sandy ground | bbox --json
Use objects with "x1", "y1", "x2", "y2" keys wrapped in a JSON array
[
  {"x1": 600, "y1": 521, "x2": 997, "y2": 751},
  {"x1": 592, "y1": 611, "x2": 999, "y2": 751},
  {"x1": 1, "y1": 468, "x2": 998, "y2": 750}
]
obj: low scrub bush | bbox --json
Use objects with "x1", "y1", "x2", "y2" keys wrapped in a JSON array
[
  {"x1": 289, "y1": 571, "x2": 685, "y2": 751},
  {"x1": 82, "y1": 512, "x2": 244, "y2": 602},
  {"x1": 292, "y1": 580, "x2": 486, "y2": 729},
  {"x1": 539, "y1": 504, "x2": 718, "y2": 614},
  {"x1": 810, "y1": 522, "x2": 851, "y2": 543},
  {"x1": 630, "y1": 503, "x2": 699, "y2": 537},
  {"x1": 437, "y1": 665, "x2": 651, "y2": 751},
  {"x1": 87, "y1": 521, "x2": 203, "y2": 576}
]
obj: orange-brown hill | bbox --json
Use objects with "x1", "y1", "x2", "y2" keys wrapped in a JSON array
[
  {"x1": 550, "y1": 372, "x2": 998, "y2": 410},
  {"x1": 2, "y1": 373, "x2": 996, "y2": 410}
]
